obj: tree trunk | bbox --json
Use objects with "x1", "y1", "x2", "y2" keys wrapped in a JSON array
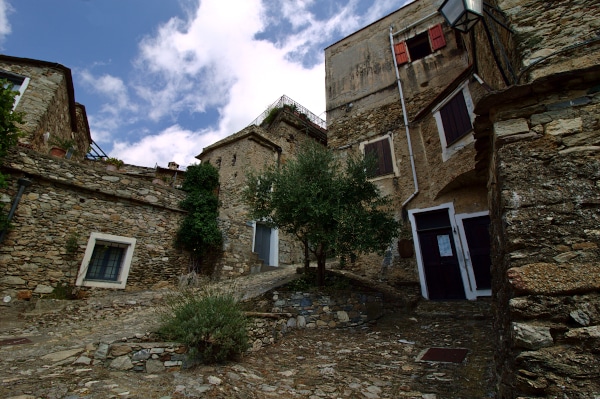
[
  {"x1": 303, "y1": 240, "x2": 310, "y2": 274},
  {"x1": 316, "y1": 249, "x2": 326, "y2": 287}
]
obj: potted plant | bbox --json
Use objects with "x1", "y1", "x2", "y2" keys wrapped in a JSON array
[
  {"x1": 105, "y1": 157, "x2": 124, "y2": 171},
  {"x1": 49, "y1": 136, "x2": 76, "y2": 159},
  {"x1": 397, "y1": 223, "x2": 414, "y2": 258}
]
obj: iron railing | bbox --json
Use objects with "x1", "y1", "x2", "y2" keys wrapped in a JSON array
[{"x1": 249, "y1": 95, "x2": 326, "y2": 130}]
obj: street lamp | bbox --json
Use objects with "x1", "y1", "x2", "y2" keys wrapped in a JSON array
[{"x1": 438, "y1": 0, "x2": 483, "y2": 33}]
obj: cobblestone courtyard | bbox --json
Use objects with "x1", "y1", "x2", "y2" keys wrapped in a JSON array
[{"x1": 1, "y1": 268, "x2": 494, "y2": 399}]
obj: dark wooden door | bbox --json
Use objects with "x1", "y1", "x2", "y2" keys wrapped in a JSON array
[
  {"x1": 254, "y1": 223, "x2": 271, "y2": 266},
  {"x1": 462, "y1": 215, "x2": 491, "y2": 290},
  {"x1": 415, "y1": 210, "x2": 466, "y2": 300}
]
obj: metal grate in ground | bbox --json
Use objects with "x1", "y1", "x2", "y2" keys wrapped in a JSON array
[
  {"x1": 417, "y1": 347, "x2": 469, "y2": 363},
  {"x1": 0, "y1": 337, "x2": 32, "y2": 347}
]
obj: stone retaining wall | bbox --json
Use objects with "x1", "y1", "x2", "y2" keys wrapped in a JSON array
[
  {"x1": 0, "y1": 148, "x2": 189, "y2": 297},
  {"x1": 82, "y1": 289, "x2": 387, "y2": 373},
  {"x1": 476, "y1": 68, "x2": 600, "y2": 398}
]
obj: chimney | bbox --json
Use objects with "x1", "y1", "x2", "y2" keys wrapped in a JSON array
[{"x1": 168, "y1": 161, "x2": 179, "y2": 170}]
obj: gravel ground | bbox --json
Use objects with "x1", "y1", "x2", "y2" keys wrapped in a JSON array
[{"x1": 0, "y1": 268, "x2": 494, "y2": 399}]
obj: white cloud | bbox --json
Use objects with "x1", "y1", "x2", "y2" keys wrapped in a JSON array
[
  {"x1": 79, "y1": 70, "x2": 138, "y2": 116},
  {"x1": 111, "y1": 125, "x2": 220, "y2": 168},
  {"x1": 86, "y1": 0, "x2": 410, "y2": 168},
  {"x1": 0, "y1": 0, "x2": 13, "y2": 46}
]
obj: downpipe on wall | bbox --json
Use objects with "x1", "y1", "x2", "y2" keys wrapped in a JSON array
[
  {"x1": 389, "y1": 26, "x2": 419, "y2": 209},
  {"x1": 0, "y1": 177, "x2": 32, "y2": 244}
]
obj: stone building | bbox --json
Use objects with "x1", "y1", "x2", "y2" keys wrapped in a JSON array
[
  {"x1": 467, "y1": 0, "x2": 600, "y2": 397},
  {"x1": 0, "y1": 55, "x2": 92, "y2": 157},
  {"x1": 197, "y1": 95, "x2": 327, "y2": 278},
  {"x1": 326, "y1": 0, "x2": 600, "y2": 397},
  {"x1": 0, "y1": 56, "x2": 190, "y2": 297},
  {"x1": 325, "y1": 0, "x2": 492, "y2": 300}
]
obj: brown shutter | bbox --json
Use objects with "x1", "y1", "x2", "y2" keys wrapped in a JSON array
[
  {"x1": 394, "y1": 41, "x2": 409, "y2": 65},
  {"x1": 429, "y1": 24, "x2": 446, "y2": 51},
  {"x1": 378, "y1": 138, "x2": 394, "y2": 175},
  {"x1": 365, "y1": 138, "x2": 394, "y2": 176},
  {"x1": 440, "y1": 92, "x2": 472, "y2": 145}
]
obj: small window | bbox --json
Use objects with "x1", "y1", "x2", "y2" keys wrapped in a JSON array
[
  {"x1": 85, "y1": 242, "x2": 127, "y2": 281},
  {"x1": 433, "y1": 84, "x2": 475, "y2": 162},
  {"x1": 407, "y1": 32, "x2": 432, "y2": 61},
  {"x1": 362, "y1": 136, "x2": 395, "y2": 178},
  {"x1": 0, "y1": 71, "x2": 30, "y2": 109},
  {"x1": 439, "y1": 91, "x2": 472, "y2": 145},
  {"x1": 76, "y1": 233, "x2": 136, "y2": 289},
  {"x1": 395, "y1": 23, "x2": 447, "y2": 65}
]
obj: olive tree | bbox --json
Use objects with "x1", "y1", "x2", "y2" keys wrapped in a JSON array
[{"x1": 244, "y1": 141, "x2": 399, "y2": 286}]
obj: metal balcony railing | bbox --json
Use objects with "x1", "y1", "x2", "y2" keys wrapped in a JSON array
[{"x1": 249, "y1": 95, "x2": 326, "y2": 131}]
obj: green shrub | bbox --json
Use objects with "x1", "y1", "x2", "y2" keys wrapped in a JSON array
[
  {"x1": 158, "y1": 291, "x2": 249, "y2": 364},
  {"x1": 47, "y1": 282, "x2": 78, "y2": 300},
  {"x1": 285, "y1": 269, "x2": 352, "y2": 292},
  {"x1": 261, "y1": 106, "x2": 281, "y2": 126}
]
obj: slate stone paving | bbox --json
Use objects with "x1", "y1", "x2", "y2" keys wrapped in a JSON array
[{"x1": 0, "y1": 267, "x2": 494, "y2": 398}]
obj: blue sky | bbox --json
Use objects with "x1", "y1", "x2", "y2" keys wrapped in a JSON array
[{"x1": 0, "y1": 0, "x2": 410, "y2": 168}]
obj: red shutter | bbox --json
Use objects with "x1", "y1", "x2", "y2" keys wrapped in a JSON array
[
  {"x1": 394, "y1": 41, "x2": 409, "y2": 65},
  {"x1": 429, "y1": 24, "x2": 446, "y2": 51}
]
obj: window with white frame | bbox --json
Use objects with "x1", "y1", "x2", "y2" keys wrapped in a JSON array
[
  {"x1": 433, "y1": 83, "x2": 475, "y2": 162},
  {"x1": 75, "y1": 233, "x2": 136, "y2": 289},
  {"x1": 360, "y1": 135, "x2": 398, "y2": 178},
  {"x1": 0, "y1": 71, "x2": 30, "y2": 110}
]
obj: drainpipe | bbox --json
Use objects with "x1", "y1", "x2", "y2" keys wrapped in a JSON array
[
  {"x1": 0, "y1": 178, "x2": 32, "y2": 244},
  {"x1": 275, "y1": 146, "x2": 282, "y2": 167},
  {"x1": 389, "y1": 26, "x2": 419, "y2": 208}
]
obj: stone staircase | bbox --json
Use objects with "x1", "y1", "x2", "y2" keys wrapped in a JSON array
[{"x1": 248, "y1": 252, "x2": 279, "y2": 274}]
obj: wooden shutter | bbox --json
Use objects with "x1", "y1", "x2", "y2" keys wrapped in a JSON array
[
  {"x1": 365, "y1": 138, "x2": 394, "y2": 177},
  {"x1": 394, "y1": 41, "x2": 409, "y2": 65},
  {"x1": 440, "y1": 92, "x2": 472, "y2": 145},
  {"x1": 429, "y1": 24, "x2": 446, "y2": 51}
]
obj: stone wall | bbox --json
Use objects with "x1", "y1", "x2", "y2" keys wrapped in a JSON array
[
  {"x1": 0, "y1": 60, "x2": 86, "y2": 156},
  {"x1": 324, "y1": 2, "x2": 491, "y2": 290},
  {"x1": 500, "y1": 0, "x2": 600, "y2": 83},
  {"x1": 200, "y1": 128, "x2": 284, "y2": 277},
  {"x1": 199, "y1": 117, "x2": 322, "y2": 278},
  {"x1": 0, "y1": 148, "x2": 189, "y2": 297},
  {"x1": 476, "y1": 68, "x2": 600, "y2": 398},
  {"x1": 83, "y1": 287, "x2": 388, "y2": 373}
]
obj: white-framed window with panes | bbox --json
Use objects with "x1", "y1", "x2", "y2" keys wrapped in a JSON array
[
  {"x1": 0, "y1": 71, "x2": 30, "y2": 110},
  {"x1": 75, "y1": 232, "x2": 136, "y2": 289}
]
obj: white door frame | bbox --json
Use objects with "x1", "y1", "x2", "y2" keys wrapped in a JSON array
[
  {"x1": 251, "y1": 221, "x2": 279, "y2": 267},
  {"x1": 455, "y1": 211, "x2": 492, "y2": 298},
  {"x1": 408, "y1": 203, "x2": 475, "y2": 300}
]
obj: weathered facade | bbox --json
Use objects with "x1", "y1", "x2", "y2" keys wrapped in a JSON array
[
  {"x1": 0, "y1": 55, "x2": 91, "y2": 157},
  {"x1": 469, "y1": 0, "x2": 600, "y2": 397},
  {"x1": 0, "y1": 56, "x2": 190, "y2": 298},
  {"x1": 327, "y1": 0, "x2": 600, "y2": 397},
  {"x1": 325, "y1": 0, "x2": 493, "y2": 300},
  {"x1": 197, "y1": 96, "x2": 327, "y2": 278}
]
